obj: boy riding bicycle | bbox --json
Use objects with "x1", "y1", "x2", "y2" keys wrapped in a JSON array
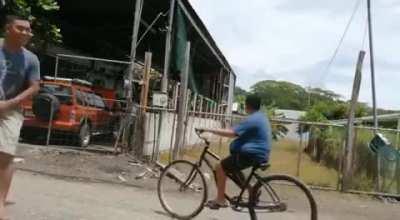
[{"x1": 199, "y1": 94, "x2": 272, "y2": 209}]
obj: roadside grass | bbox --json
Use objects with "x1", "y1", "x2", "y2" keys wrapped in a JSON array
[{"x1": 159, "y1": 138, "x2": 339, "y2": 188}]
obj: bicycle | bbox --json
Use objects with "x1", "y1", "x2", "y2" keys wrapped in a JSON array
[{"x1": 157, "y1": 128, "x2": 318, "y2": 220}]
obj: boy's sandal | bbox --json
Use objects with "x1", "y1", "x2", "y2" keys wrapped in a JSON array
[{"x1": 205, "y1": 200, "x2": 229, "y2": 210}]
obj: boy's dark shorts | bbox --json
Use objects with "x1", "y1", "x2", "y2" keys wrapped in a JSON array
[{"x1": 221, "y1": 153, "x2": 263, "y2": 174}]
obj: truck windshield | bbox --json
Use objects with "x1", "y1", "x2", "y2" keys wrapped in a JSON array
[{"x1": 42, "y1": 84, "x2": 73, "y2": 105}]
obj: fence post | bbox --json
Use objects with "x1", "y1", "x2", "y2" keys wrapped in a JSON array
[
  {"x1": 396, "y1": 118, "x2": 400, "y2": 194},
  {"x1": 46, "y1": 104, "x2": 55, "y2": 146},
  {"x1": 54, "y1": 56, "x2": 59, "y2": 79},
  {"x1": 296, "y1": 124, "x2": 304, "y2": 177},
  {"x1": 342, "y1": 51, "x2": 366, "y2": 191},
  {"x1": 182, "y1": 91, "x2": 192, "y2": 149},
  {"x1": 172, "y1": 41, "x2": 191, "y2": 160},
  {"x1": 199, "y1": 95, "x2": 203, "y2": 115}
]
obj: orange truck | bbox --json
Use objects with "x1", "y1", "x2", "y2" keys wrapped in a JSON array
[{"x1": 21, "y1": 77, "x2": 120, "y2": 147}]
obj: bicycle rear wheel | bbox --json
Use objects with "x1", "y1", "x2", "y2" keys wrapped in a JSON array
[
  {"x1": 157, "y1": 160, "x2": 208, "y2": 219},
  {"x1": 249, "y1": 174, "x2": 318, "y2": 220}
]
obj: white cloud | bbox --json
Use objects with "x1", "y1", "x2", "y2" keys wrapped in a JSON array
[{"x1": 191, "y1": 0, "x2": 400, "y2": 110}]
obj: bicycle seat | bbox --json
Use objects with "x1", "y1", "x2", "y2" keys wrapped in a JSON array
[{"x1": 256, "y1": 163, "x2": 270, "y2": 171}]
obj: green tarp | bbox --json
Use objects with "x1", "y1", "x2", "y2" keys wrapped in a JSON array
[{"x1": 169, "y1": 5, "x2": 199, "y2": 94}]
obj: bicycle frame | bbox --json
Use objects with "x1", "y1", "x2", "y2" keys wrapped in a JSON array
[
  {"x1": 193, "y1": 131, "x2": 276, "y2": 208},
  {"x1": 159, "y1": 131, "x2": 317, "y2": 220}
]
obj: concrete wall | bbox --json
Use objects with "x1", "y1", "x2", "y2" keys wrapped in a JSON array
[{"x1": 142, "y1": 112, "x2": 222, "y2": 156}]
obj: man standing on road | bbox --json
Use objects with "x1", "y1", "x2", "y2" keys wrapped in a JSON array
[
  {"x1": 199, "y1": 94, "x2": 272, "y2": 209},
  {"x1": 0, "y1": 15, "x2": 40, "y2": 218}
]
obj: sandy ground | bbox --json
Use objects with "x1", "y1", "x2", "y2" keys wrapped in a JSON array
[{"x1": 7, "y1": 143, "x2": 400, "y2": 220}]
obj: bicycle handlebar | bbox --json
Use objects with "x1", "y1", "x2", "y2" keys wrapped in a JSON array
[{"x1": 195, "y1": 128, "x2": 210, "y2": 146}]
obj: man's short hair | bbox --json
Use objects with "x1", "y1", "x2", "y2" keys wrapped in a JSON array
[
  {"x1": 245, "y1": 94, "x2": 261, "y2": 111},
  {"x1": 4, "y1": 15, "x2": 29, "y2": 27}
]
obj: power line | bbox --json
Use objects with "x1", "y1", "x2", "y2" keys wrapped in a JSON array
[{"x1": 320, "y1": 0, "x2": 363, "y2": 79}]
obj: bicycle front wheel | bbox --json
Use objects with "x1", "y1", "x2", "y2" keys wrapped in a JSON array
[
  {"x1": 157, "y1": 160, "x2": 208, "y2": 219},
  {"x1": 249, "y1": 174, "x2": 318, "y2": 220}
]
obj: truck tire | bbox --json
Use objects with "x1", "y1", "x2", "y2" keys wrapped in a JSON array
[{"x1": 32, "y1": 93, "x2": 60, "y2": 121}]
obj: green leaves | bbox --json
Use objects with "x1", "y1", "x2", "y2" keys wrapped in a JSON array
[{"x1": 37, "y1": 0, "x2": 59, "y2": 11}]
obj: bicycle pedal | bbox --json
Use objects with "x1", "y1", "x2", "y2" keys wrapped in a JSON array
[
  {"x1": 275, "y1": 202, "x2": 287, "y2": 212},
  {"x1": 257, "y1": 202, "x2": 287, "y2": 212}
]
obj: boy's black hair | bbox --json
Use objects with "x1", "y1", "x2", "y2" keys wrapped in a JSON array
[{"x1": 245, "y1": 94, "x2": 261, "y2": 111}]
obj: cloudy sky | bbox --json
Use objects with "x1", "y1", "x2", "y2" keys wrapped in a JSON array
[{"x1": 190, "y1": 0, "x2": 400, "y2": 110}]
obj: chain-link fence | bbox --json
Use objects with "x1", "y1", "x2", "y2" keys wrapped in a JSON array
[
  {"x1": 18, "y1": 83, "x2": 400, "y2": 197},
  {"x1": 142, "y1": 107, "x2": 400, "y2": 197},
  {"x1": 17, "y1": 54, "x2": 399, "y2": 196}
]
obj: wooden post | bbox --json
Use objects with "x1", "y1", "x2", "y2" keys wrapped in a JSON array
[
  {"x1": 134, "y1": 52, "x2": 152, "y2": 156},
  {"x1": 172, "y1": 41, "x2": 191, "y2": 160},
  {"x1": 342, "y1": 51, "x2": 366, "y2": 191},
  {"x1": 140, "y1": 52, "x2": 152, "y2": 113}
]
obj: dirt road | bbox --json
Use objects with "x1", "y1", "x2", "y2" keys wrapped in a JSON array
[{"x1": 7, "y1": 171, "x2": 400, "y2": 220}]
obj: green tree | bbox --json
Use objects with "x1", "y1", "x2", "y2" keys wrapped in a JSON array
[
  {"x1": 251, "y1": 80, "x2": 308, "y2": 110},
  {"x1": 0, "y1": 0, "x2": 61, "y2": 51},
  {"x1": 234, "y1": 86, "x2": 248, "y2": 98}
]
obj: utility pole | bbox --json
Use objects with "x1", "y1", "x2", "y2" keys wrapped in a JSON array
[
  {"x1": 342, "y1": 51, "x2": 365, "y2": 191},
  {"x1": 123, "y1": 0, "x2": 143, "y2": 152},
  {"x1": 127, "y1": 0, "x2": 143, "y2": 107},
  {"x1": 367, "y1": 0, "x2": 381, "y2": 191},
  {"x1": 161, "y1": 0, "x2": 177, "y2": 93},
  {"x1": 367, "y1": 0, "x2": 378, "y2": 129}
]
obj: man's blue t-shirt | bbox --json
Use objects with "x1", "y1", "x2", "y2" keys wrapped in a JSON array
[
  {"x1": 0, "y1": 46, "x2": 40, "y2": 100},
  {"x1": 230, "y1": 111, "x2": 272, "y2": 163}
]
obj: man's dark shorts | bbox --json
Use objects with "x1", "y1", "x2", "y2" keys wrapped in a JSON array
[{"x1": 221, "y1": 153, "x2": 263, "y2": 174}]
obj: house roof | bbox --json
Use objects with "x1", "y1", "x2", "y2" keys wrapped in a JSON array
[{"x1": 56, "y1": 0, "x2": 235, "y2": 77}]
